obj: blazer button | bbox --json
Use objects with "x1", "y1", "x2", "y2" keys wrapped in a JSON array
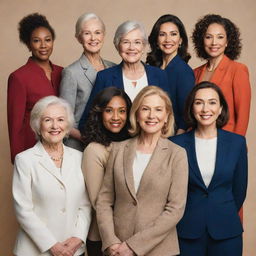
[{"x1": 133, "y1": 201, "x2": 137, "y2": 206}]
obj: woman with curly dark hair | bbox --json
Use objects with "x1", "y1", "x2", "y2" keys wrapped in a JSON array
[
  {"x1": 147, "y1": 14, "x2": 195, "y2": 134},
  {"x1": 192, "y1": 14, "x2": 251, "y2": 136},
  {"x1": 7, "y1": 13, "x2": 63, "y2": 163},
  {"x1": 81, "y1": 87, "x2": 131, "y2": 256}
]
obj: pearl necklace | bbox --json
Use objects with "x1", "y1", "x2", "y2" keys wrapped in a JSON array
[{"x1": 50, "y1": 155, "x2": 63, "y2": 161}]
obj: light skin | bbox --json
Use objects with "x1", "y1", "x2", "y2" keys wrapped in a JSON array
[
  {"x1": 40, "y1": 104, "x2": 83, "y2": 254},
  {"x1": 157, "y1": 22, "x2": 182, "y2": 69},
  {"x1": 203, "y1": 23, "x2": 228, "y2": 81},
  {"x1": 29, "y1": 26, "x2": 54, "y2": 80},
  {"x1": 102, "y1": 96, "x2": 127, "y2": 133},
  {"x1": 193, "y1": 88, "x2": 223, "y2": 139},
  {"x1": 118, "y1": 28, "x2": 146, "y2": 80}
]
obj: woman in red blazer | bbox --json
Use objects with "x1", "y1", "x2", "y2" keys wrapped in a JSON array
[
  {"x1": 192, "y1": 14, "x2": 251, "y2": 136},
  {"x1": 7, "y1": 13, "x2": 63, "y2": 163}
]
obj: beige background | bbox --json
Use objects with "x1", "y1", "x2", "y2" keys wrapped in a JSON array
[{"x1": 0, "y1": 0, "x2": 255, "y2": 255}]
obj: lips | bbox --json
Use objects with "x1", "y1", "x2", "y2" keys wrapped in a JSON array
[
  {"x1": 49, "y1": 131, "x2": 61, "y2": 135},
  {"x1": 200, "y1": 115, "x2": 212, "y2": 120}
]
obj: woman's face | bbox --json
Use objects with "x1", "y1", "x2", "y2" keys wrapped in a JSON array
[
  {"x1": 137, "y1": 94, "x2": 168, "y2": 137},
  {"x1": 118, "y1": 28, "x2": 145, "y2": 65},
  {"x1": 157, "y1": 22, "x2": 182, "y2": 59},
  {"x1": 40, "y1": 104, "x2": 69, "y2": 145},
  {"x1": 203, "y1": 23, "x2": 227, "y2": 59},
  {"x1": 29, "y1": 27, "x2": 54, "y2": 62},
  {"x1": 79, "y1": 18, "x2": 105, "y2": 54},
  {"x1": 193, "y1": 88, "x2": 222, "y2": 129},
  {"x1": 102, "y1": 96, "x2": 127, "y2": 133}
]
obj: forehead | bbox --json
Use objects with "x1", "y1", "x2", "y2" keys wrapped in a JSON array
[
  {"x1": 206, "y1": 23, "x2": 226, "y2": 34},
  {"x1": 31, "y1": 26, "x2": 52, "y2": 37},
  {"x1": 159, "y1": 22, "x2": 179, "y2": 31},
  {"x1": 141, "y1": 94, "x2": 166, "y2": 106},
  {"x1": 82, "y1": 18, "x2": 104, "y2": 30},
  {"x1": 122, "y1": 28, "x2": 143, "y2": 40},
  {"x1": 195, "y1": 88, "x2": 220, "y2": 99},
  {"x1": 106, "y1": 96, "x2": 127, "y2": 107},
  {"x1": 42, "y1": 104, "x2": 67, "y2": 116}
]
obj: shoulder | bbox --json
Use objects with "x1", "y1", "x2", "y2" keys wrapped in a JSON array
[
  {"x1": 98, "y1": 63, "x2": 121, "y2": 76},
  {"x1": 103, "y1": 59, "x2": 116, "y2": 68},
  {"x1": 84, "y1": 142, "x2": 109, "y2": 155},
  {"x1": 65, "y1": 145, "x2": 83, "y2": 161},
  {"x1": 218, "y1": 129, "x2": 246, "y2": 145},
  {"x1": 145, "y1": 64, "x2": 164, "y2": 74},
  {"x1": 170, "y1": 131, "x2": 191, "y2": 144},
  {"x1": 164, "y1": 138, "x2": 186, "y2": 153},
  {"x1": 194, "y1": 62, "x2": 206, "y2": 73},
  {"x1": 229, "y1": 59, "x2": 249, "y2": 72},
  {"x1": 9, "y1": 61, "x2": 31, "y2": 79},
  {"x1": 52, "y1": 63, "x2": 63, "y2": 71},
  {"x1": 63, "y1": 58, "x2": 81, "y2": 71}
]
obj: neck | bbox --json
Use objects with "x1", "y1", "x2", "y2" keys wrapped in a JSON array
[
  {"x1": 195, "y1": 125, "x2": 217, "y2": 139},
  {"x1": 84, "y1": 51, "x2": 101, "y2": 63},
  {"x1": 42, "y1": 140, "x2": 63, "y2": 153},
  {"x1": 123, "y1": 61, "x2": 144, "y2": 72},
  {"x1": 31, "y1": 56, "x2": 51, "y2": 69},
  {"x1": 161, "y1": 52, "x2": 177, "y2": 69},
  {"x1": 137, "y1": 131, "x2": 161, "y2": 153},
  {"x1": 207, "y1": 54, "x2": 224, "y2": 71}
]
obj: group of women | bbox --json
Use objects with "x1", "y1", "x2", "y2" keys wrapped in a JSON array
[{"x1": 8, "y1": 11, "x2": 250, "y2": 256}]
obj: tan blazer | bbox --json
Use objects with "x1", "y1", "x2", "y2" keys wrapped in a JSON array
[
  {"x1": 12, "y1": 142, "x2": 91, "y2": 256},
  {"x1": 96, "y1": 137, "x2": 188, "y2": 256},
  {"x1": 82, "y1": 142, "x2": 112, "y2": 241}
]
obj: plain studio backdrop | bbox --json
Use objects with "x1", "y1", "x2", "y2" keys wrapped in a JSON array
[{"x1": 0, "y1": 0, "x2": 255, "y2": 255}]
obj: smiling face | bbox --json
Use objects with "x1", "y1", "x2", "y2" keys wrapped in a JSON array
[
  {"x1": 102, "y1": 96, "x2": 127, "y2": 133},
  {"x1": 78, "y1": 18, "x2": 105, "y2": 54},
  {"x1": 157, "y1": 22, "x2": 182, "y2": 60},
  {"x1": 29, "y1": 27, "x2": 54, "y2": 62},
  {"x1": 40, "y1": 104, "x2": 69, "y2": 146},
  {"x1": 137, "y1": 94, "x2": 168, "y2": 137},
  {"x1": 193, "y1": 88, "x2": 222, "y2": 129},
  {"x1": 204, "y1": 23, "x2": 227, "y2": 60},
  {"x1": 118, "y1": 28, "x2": 145, "y2": 64}
]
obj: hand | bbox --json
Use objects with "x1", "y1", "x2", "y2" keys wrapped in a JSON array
[
  {"x1": 62, "y1": 237, "x2": 83, "y2": 254},
  {"x1": 50, "y1": 242, "x2": 73, "y2": 256},
  {"x1": 115, "y1": 242, "x2": 135, "y2": 256},
  {"x1": 106, "y1": 243, "x2": 121, "y2": 256}
]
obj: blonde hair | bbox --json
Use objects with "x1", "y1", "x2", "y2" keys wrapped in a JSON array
[{"x1": 129, "y1": 86, "x2": 174, "y2": 138}]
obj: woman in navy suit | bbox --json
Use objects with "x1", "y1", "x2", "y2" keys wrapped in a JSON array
[
  {"x1": 147, "y1": 14, "x2": 195, "y2": 134},
  {"x1": 79, "y1": 20, "x2": 168, "y2": 130},
  {"x1": 170, "y1": 81, "x2": 247, "y2": 256}
]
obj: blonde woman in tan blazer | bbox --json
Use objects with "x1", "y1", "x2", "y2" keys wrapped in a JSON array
[
  {"x1": 96, "y1": 86, "x2": 188, "y2": 256},
  {"x1": 81, "y1": 87, "x2": 132, "y2": 256}
]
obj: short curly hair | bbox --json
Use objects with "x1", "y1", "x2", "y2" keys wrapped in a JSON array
[
  {"x1": 18, "y1": 13, "x2": 55, "y2": 48},
  {"x1": 192, "y1": 14, "x2": 241, "y2": 60}
]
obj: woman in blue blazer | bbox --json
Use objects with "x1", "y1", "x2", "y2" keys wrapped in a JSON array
[
  {"x1": 170, "y1": 81, "x2": 247, "y2": 256},
  {"x1": 79, "y1": 20, "x2": 168, "y2": 131},
  {"x1": 147, "y1": 14, "x2": 195, "y2": 134}
]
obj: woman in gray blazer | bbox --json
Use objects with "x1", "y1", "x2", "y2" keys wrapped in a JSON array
[{"x1": 60, "y1": 13, "x2": 115, "y2": 151}]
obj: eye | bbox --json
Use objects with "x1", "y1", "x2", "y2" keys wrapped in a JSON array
[
  {"x1": 135, "y1": 40, "x2": 143, "y2": 45},
  {"x1": 122, "y1": 40, "x2": 129, "y2": 45},
  {"x1": 194, "y1": 100, "x2": 202, "y2": 105},
  {"x1": 170, "y1": 32, "x2": 178, "y2": 36},
  {"x1": 119, "y1": 109, "x2": 126, "y2": 113},
  {"x1": 45, "y1": 38, "x2": 52, "y2": 42},
  {"x1": 204, "y1": 35, "x2": 212, "y2": 39},
  {"x1": 58, "y1": 118, "x2": 65, "y2": 122},
  {"x1": 159, "y1": 32, "x2": 165, "y2": 37},
  {"x1": 104, "y1": 108, "x2": 112, "y2": 113},
  {"x1": 32, "y1": 39, "x2": 40, "y2": 43},
  {"x1": 209, "y1": 101, "x2": 217, "y2": 105},
  {"x1": 95, "y1": 31, "x2": 103, "y2": 35},
  {"x1": 141, "y1": 107, "x2": 149, "y2": 111}
]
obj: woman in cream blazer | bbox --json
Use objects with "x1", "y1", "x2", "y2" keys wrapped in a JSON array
[{"x1": 96, "y1": 86, "x2": 188, "y2": 256}]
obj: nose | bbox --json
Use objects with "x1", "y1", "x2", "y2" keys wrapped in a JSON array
[
  {"x1": 202, "y1": 103, "x2": 209, "y2": 112},
  {"x1": 52, "y1": 120, "x2": 58, "y2": 129},
  {"x1": 148, "y1": 109, "x2": 155, "y2": 119},
  {"x1": 91, "y1": 33, "x2": 96, "y2": 40},
  {"x1": 40, "y1": 40, "x2": 46, "y2": 48},
  {"x1": 112, "y1": 110, "x2": 120, "y2": 120},
  {"x1": 212, "y1": 36, "x2": 217, "y2": 45}
]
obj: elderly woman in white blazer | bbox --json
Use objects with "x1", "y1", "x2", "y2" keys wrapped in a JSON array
[
  {"x1": 60, "y1": 13, "x2": 115, "y2": 151},
  {"x1": 12, "y1": 96, "x2": 91, "y2": 256}
]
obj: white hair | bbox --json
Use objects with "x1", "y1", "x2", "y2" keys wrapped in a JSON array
[
  {"x1": 30, "y1": 96, "x2": 75, "y2": 140},
  {"x1": 113, "y1": 20, "x2": 147, "y2": 49},
  {"x1": 75, "y1": 12, "x2": 105, "y2": 38}
]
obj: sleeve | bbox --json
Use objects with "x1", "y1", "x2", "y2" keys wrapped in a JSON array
[
  {"x1": 78, "y1": 72, "x2": 104, "y2": 131},
  {"x1": 96, "y1": 145, "x2": 122, "y2": 250},
  {"x1": 12, "y1": 155, "x2": 57, "y2": 253},
  {"x1": 126, "y1": 148, "x2": 188, "y2": 255},
  {"x1": 232, "y1": 64, "x2": 251, "y2": 135},
  {"x1": 232, "y1": 137, "x2": 248, "y2": 211},
  {"x1": 59, "y1": 68, "x2": 78, "y2": 126},
  {"x1": 82, "y1": 144, "x2": 106, "y2": 209},
  {"x1": 72, "y1": 179, "x2": 92, "y2": 242},
  {"x1": 176, "y1": 69, "x2": 195, "y2": 130},
  {"x1": 7, "y1": 73, "x2": 27, "y2": 163}
]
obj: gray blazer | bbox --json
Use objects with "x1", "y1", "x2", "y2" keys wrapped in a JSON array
[{"x1": 60, "y1": 54, "x2": 115, "y2": 150}]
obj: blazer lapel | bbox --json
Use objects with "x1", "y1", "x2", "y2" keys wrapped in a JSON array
[
  {"x1": 123, "y1": 138, "x2": 137, "y2": 200},
  {"x1": 34, "y1": 142, "x2": 64, "y2": 183},
  {"x1": 79, "y1": 54, "x2": 96, "y2": 86},
  {"x1": 112, "y1": 62, "x2": 124, "y2": 89}
]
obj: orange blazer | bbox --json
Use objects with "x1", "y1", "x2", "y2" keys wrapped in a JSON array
[{"x1": 194, "y1": 55, "x2": 251, "y2": 136}]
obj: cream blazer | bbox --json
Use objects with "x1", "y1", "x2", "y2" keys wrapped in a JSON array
[
  {"x1": 96, "y1": 137, "x2": 188, "y2": 256},
  {"x1": 12, "y1": 141, "x2": 91, "y2": 256}
]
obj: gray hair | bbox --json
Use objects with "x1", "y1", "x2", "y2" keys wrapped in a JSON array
[
  {"x1": 113, "y1": 20, "x2": 147, "y2": 49},
  {"x1": 75, "y1": 13, "x2": 105, "y2": 38},
  {"x1": 30, "y1": 96, "x2": 75, "y2": 140}
]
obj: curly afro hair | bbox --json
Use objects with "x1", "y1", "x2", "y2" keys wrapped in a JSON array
[
  {"x1": 18, "y1": 13, "x2": 55, "y2": 48},
  {"x1": 192, "y1": 14, "x2": 242, "y2": 60}
]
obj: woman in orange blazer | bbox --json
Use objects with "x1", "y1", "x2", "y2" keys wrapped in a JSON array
[
  {"x1": 192, "y1": 14, "x2": 251, "y2": 136},
  {"x1": 96, "y1": 86, "x2": 188, "y2": 256}
]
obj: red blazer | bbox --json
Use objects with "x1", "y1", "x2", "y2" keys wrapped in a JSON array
[
  {"x1": 7, "y1": 58, "x2": 63, "y2": 163},
  {"x1": 194, "y1": 55, "x2": 251, "y2": 136}
]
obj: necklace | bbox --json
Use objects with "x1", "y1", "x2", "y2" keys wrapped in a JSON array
[{"x1": 50, "y1": 155, "x2": 63, "y2": 161}]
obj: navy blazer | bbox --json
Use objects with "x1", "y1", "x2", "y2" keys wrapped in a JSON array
[
  {"x1": 78, "y1": 62, "x2": 169, "y2": 130},
  {"x1": 170, "y1": 129, "x2": 247, "y2": 240},
  {"x1": 165, "y1": 55, "x2": 195, "y2": 130}
]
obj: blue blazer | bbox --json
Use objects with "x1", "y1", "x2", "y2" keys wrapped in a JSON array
[
  {"x1": 170, "y1": 129, "x2": 247, "y2": 240},
  {"x1": 78, "y1": 62, "x2": 169, "y2": 130},
  {"x1": 165, "y1": 55, "x2": 195, "y2": 130}
]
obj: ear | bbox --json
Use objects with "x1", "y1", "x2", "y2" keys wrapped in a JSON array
[{"x1": 218, "y1": 106, "x2": 223, "y2": 116}]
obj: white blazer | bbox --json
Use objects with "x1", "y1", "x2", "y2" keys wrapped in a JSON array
[{"x1": 12, "y1": 141, "x2": 91, "y2": 256}]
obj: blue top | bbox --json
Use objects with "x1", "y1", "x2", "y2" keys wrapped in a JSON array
[
  {"x1": 78, "y1": 62, "x2": 169, "y2": 131},
  {"x1": 164, "y1": 55, "x2": 195, "y2": 130},
  {"x1": 170, "y1": 129, "x2": 247, "y2": 240}
]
